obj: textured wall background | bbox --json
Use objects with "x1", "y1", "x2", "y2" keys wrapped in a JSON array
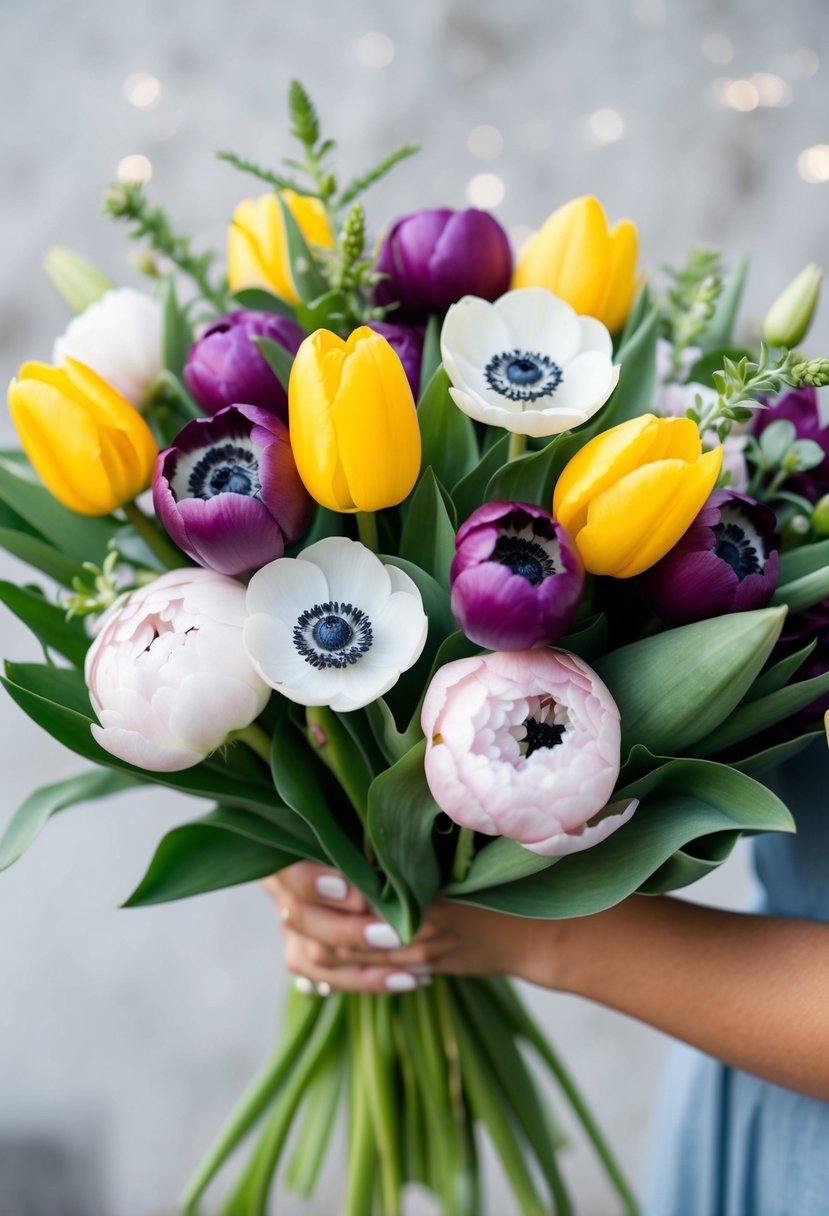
[{"x1": 0, "y1": 1, "x2": 827, "y2": 1212}]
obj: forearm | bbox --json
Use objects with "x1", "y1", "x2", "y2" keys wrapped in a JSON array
[{"x1": 546, "y1": 896, "x2": 829, "y2": 1101}]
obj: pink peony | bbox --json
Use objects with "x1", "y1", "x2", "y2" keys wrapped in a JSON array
[
  {"x1": 85, "y1": 568, "x2": 270, "y2": 771},
  {"x1": 421, "y1": 649, "x2": 634, "y2": 856}
]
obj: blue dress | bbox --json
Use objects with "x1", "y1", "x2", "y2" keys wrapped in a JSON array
[{"x1": 643, "y1": 743, "x2": 829, "y2": 1216}]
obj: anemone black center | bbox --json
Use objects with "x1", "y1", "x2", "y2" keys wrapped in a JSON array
[
  {"x1": 523, "y1": 717, "x2": 566, "y2": 757},
  {"x1": 712, "y1": 520, "x2": 762, "y2": 580},
  {"x1": 293, "y1": 600, "x2": 373, "y2": 669},
  {"x1": 491, "y1": 535, "x2": 556, "y2": 585},
  {"x1": 484, "y1": 349, "x2": 564, "y2": 403},
  {"x1": 188, "y1": 443, "x2": 260, "y2": 500},
  {"x1": 312, "y1": 615, "x2": 354, "y2": 652}
]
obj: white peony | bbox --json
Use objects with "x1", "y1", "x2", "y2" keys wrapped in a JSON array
[{"x1": 53, "y1": 287, "x2": 163, "y2": 408}]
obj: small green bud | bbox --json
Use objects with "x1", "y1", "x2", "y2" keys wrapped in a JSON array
[
  {"x1": 763, "y1": 263, "x2": 823, "y2": 348},
  {"x1": 43, "y1": 247, "x2": 113, "y2": 314},
  {"x1": 790, "y1": 357, "x2": 829, "y2": 388},
  {"x1": 812, "y1": 495, "x2": 829, "y2": 536},
  {"x1": 781, "y1": 513, "x2": 812, "y2": 543}
]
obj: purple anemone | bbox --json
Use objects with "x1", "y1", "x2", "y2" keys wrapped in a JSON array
[
  {"x1": 153, "y1": 404, "x2": 313, "y2": 578},
  {"x1": 450, "y1": 501, "x2": 584, "y2": 650},
  {"x1": 374, "y1": 208, "x2": 512, "y2": 319},
  {"x1": 641, "y1": 490, "x2": 780, "y2": 625},
  {"x1": 183, "y1": 310, "x2": 305, "y2": 422}
]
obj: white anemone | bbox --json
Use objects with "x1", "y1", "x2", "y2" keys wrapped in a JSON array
[
  {"x1": 244, "y1": 537, "x2": 428, "y2": 712},
  {"x1": 53, "y1": 287, "x2": 163, "y2": 408},
  {"x1": 440, "y1": 287, "x2": 620, "y2": 437}
]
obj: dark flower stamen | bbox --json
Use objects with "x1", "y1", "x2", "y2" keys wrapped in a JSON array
[
  {"x1": 523, "y1": 717, "x2": 566, "y2": 757},
  {"x1": 492, "y1": 535, "x2": 558, "y2": 585},
  {"x1": 293, "y1": 600, "x2": 373, "y2": 669},
  {"x1": 188, "y1": 443, "x2": 261, "y2": 500},
  {"x1": 484, "y1": 349, "x2": 564, "y2": 403},
  {"x1": 712, "y1": 519, "x2": 763, "y2": 580}
]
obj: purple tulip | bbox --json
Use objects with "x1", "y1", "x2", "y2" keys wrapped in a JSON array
[
  {"x1": 450, "y1": 501, "x2": 584, "y2": 650},
  {"x1": 754, "y1": 386, "x2": 829, "y2": 501},
  {"x1": 368, "y1": 320, "x2": 425, "y2": 397},
  {"x1": 183, "y1": 310, "x2": 305, "y2": 422},
  {"x1": 374, "y1": 208, "x2": 512, "y2": 318},
  {"x1": 641, "y1": 490, "x2": 780, "y2": 626},
  {"x1": 153, "y1": 404, "x2": 313, "y2": 578}
]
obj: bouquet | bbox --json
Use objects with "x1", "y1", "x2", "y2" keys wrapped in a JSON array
[{"x1": 3, "y1": 80, "x2": 829, "y2": 1215}]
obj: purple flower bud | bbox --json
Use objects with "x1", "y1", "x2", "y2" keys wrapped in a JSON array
[
  {"x1": 450, "y1": 501, "x2": 584, "y2": 650},
  {"x1": 374, "y1": 208, "x2": 512, "y2": 318},
  {"x1": 754, "y1": 386, "x2": 829, "y2": 500},
  {"x1": 368, "y1": 320, "x2": 425, "y2": 398},
  {"x1": 641, "y1": 490, "x2": 780, "y2": 626},
  {"x1": 183, "y1": 310, "x2": 305, "y2": 422},
  {"x1": 153, "y1": 404, "x2": 313, "y2": 578}
]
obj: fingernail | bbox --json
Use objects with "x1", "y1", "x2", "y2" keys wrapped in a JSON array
[
  {"x1": 408, "y1": 964, "x2": 432, "y2": 977},
  {"x1": 294, "y1": 976, "x2": 315, "y2": 995},
  {"x1": 365, "y1": 923, "x2": 402, "y2": 949},
  {"x1": 385, "y1": 972, "x2": 418, "y2": 992},
  {"x1": 315, "y1": 875, "x2": 349, "y2": 902}
]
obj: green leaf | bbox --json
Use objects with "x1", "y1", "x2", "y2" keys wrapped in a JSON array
[
  {"x1": 451, "y1": 434, "x2": 510, "y2": 522},
  {"x1": 275, "y1": 193, "x2": 330, "y2": 305},
  {"x1": 5, "y1": 661, "x2": 92, "y2": 715},
  {"x1": 0, "y1": 583, "x2": 89, "y2": 666},
  {"x1": 744, "y1": 642, "x2": 815, "y2": 702},
  {"x1": 417, "y1": 368, "x2": 478, "y2": 492},
  {"x1": 485, "y1": 431, "x2": 583, "y2": 509},
  {"x1": 419, "y1": 314, "x2": 442, "y2": 396},
  {"x1": 594, "y1": 606, "x2": 787, "y2": 757},
  {"x1": 399, "y1": 468, "x2": 456, "y2": 589},
  {"x1": 287, "y1": 505, "x2": 347, "y2": 554},
  {"x1": 161, "y1": 276, "x2": 194, "y2": 378},
  {"x1": 773, "y1": 565, "x2": 829, "y2": 614},
  {"x1": 123, "y1": 806, "x2": 298, "y2": 906},
  {"x1": 0, "y1": 530, "x2": 86, "y2": 588},
  {"x1": 686, "y1": 347, "x2": 753, "y2": 389},
  {"x1": 0, "y1": 769, "x2": 138, "y2": 871},
  {"x1": 700, "y1": 254, "x2": 748, "y2": 352},
  {"x1": 557, "y1": 612, "x2": 609, "y2": 661},
  {"x1": 732, "y1": 731, "x2": 822, "y2": 777},
  {"x1": 453, "y1": 757, "x2": 793, "y2": 917},
  {"x1": 778, "y1": 538, "x2": 829, "y2": 584},
  {"x1": 617, "y1": 284, "x2": 652, "y2": 349},
  {"x1": 366, "y1": 740, "x2": 443, "y2": 939},
  {"x1": 0, "y1": 454, "x2": 116, "y2": 564},
  {"x1": 232, "y1": 289, "x2": 298, "y2": 321},
  {"x1": 691, "y1": 669, "x2": 829, "y2": 757},
  {"x1": 270, "y1": 721, "x2": 381, "y2": 902},
  {"x1": 578, "y1": 304, "x2": 659, "y2": 439},
  {"x1": 254, "y1": 334, "x2": 295, "y2": 396}
]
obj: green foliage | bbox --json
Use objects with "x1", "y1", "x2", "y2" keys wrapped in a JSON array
[
  {"x1": 417, "y1": 368, "x2": 478, "y2": 491},
  {"x1": 254, "y1": 334, "x2": 295, "y2": 395},
  {"x1": 0, "y1": 452, "x2": 116, "y2": 565},
  {"x1": 160, "y1": 276, "x2": 194, "y2": 379},
  {"x1": 700, "y1": 254, "x2": 748, "y2": 352},
  {"x1": 0, "y1": 584, "x2": 89, "y2": 665},
  {"x1": 399, "y1": 468, "x2": 456, "y2": 589}
]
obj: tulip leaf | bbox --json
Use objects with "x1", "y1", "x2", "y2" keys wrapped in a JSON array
[
  {"x1": 593, "y1": 606, "x2": 787, "y2": 758},
  {"x1": 399, "y1": 468, "x2": 456, "y2": 589},
  {"x1": 617, "y1": 283, "x2": 652, "y2": 349},
  {"x1": 269, "y1": 720, "x2": 382, "y2": 902},
  {"x1": 700, "y1": 254, "x2": 749, "y2": 352},
  {"x1": 451, "y1": 757, "x2": 793, "y2": 917},
  {"x1": 485, "y1": 431, "x2": 583, "y2": 509},
  {"x1": 275, "y1": 194, "x2": 330, "y2": 306},
  {"x1": 0, "y1": 584, "x2": 90, "y2": 666},
  {"x1": 0, "y1": 454, "x2": 116, "y2": 564},
  {"x1": 367, "y1": 740, "x2": 443, "y2": 939},
  {"x1": 691, "y1": 669, "x2": 829, "y2": 757},
  {"x1": 744, "y1": 641, "x2": 815, "y2": 702},
  {"x1": 451, "y1": 433, "x2": 510, "y2": 522},
  {"x1": 0, "y1": 529, "x2": 87, "y2": 588},
  {"x1": 417, "y1": 367, "x2": 479, "y2": 492},
  {"x1": 596, "y1": 304, "x2": 659, "y2": 434},
  {"x1": 232, "y1": 288, "x2": 298, "y2": 321},
  {"x1": 557, "y1": 612, "x2": 609, "y2": 661},
  {"x1": 419, "y1": 314, "x2": 442, "y2": 395},
  {"x1": 161, "y1": 276, "x2": 194, "y2": 379},
  {"x1": 0, "y1": 768, "x2": 139, "y2": 872},
  {"x1": 123, "y1": 806, "x2": 300, "y2": 906},
  {"x1": 773, "y1": 564, "x2": 829, "y2": 614},
  {"x1": 732, "y1": 730, "x2": 822, "y2": 778},
  {"x1": 254, "y1": 334, "x2": 295, "y2": 396},
  {"x1": 778, "y1": 538, "x2": 829, "y2": 584}
]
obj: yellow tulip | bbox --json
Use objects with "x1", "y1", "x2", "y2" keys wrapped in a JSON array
[
  {"x1": 7, "y1": 358, "x2": 158, "y2": 515},
  {"x1": 513, "y1": 196, "x2": 638, "y2": 333},
  {"x1": 553, "y1": 413, "x2": 722, "y2": 578},
  {"x1": 227, "y1": 190, "x2": 334, "y2": 304},
  {"x1": 289, "y1": 327, "x2": 421, "y2": 512}
]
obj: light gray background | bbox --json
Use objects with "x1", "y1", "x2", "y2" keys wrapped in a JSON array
[{"x1": 1, "y1": 1, "x2": 827, "y2": 1213}]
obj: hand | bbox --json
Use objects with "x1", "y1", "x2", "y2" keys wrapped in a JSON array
[{"x1": 263, "y1": 862, "x2": 459, "y2": 995}]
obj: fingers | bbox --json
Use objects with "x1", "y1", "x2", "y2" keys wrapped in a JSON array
[
  {"x1": 283, "y1": 931, "x2": 432, "y2": 995},
  {"x1": 264, "y1": 861, "x2": 368, "y2": 914}
]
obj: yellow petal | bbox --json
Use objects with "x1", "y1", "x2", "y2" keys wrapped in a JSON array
[
  {"x1": 552, "y1": 196, "x2": 612, "y2": 318},
  {"x1": 283, "y1": 190, "x2": 334, "y2": 253},
  {"x1": 553, "y1": 414, "x2": 660, "y2": 535},
  {"x1": 639, "y1": 415, "x2": 703, "y2": 464},
  {"x1": 513, "y1": 197, "x2": 585, "y2": 292},
  {"x1": 289, "y1": 331, "x2": 352, "y2": 510},
  {"x1": 594, "y1": 218, "x2": 638, "y2": 333},
  {"x1": 228, "y1": 195, "x2": 295, "y2": 301}
]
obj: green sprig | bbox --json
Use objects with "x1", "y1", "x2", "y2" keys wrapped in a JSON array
[
  {"x1": 338, "y1": 144, "x2": 421, "y2": 208},
  {"x1": 662, "y1": 248, "x2": 723, "y2": 375},
  {"x1": 690, "y1": 344, "x2": 829, "y2": 441},
  {"x1": 215, "y1": 151, "x2": 310, "y2": 197}
]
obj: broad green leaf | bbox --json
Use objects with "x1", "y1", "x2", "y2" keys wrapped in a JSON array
[
  {"x1": 700, "y1": 254, "x2": 748, "y2": 352},
  {"x1": 0, "y1": 769, "x2": 139, "y2": 871},
  {"x1": 305, "y1": 705, "x2": 375, "y2": 818},
  {"x1": 0, "y1": 527, "x2": 87, "y2": 587},
  {"x1": 270, "y1": 721, "x2": 381, "y2": 901},
  {"x1": 399, "y1": 468, "x2": 456, "y2": 589},
  {"x1": 779, "y1": 538, "x2": 829, "y2": 584},
  {"x1": 419, "y1": 314, "x2": 442, "y2": 395},
  {"x1": 367, "y1": 740, "x2": 443, "y2": 939},
  {"x1": 453, "y1": 757, "x2": 793, "y2": 917},
  {"x1": 0, "y1": 454, "x2": 116, "y2": 564},
  {"x1": 578, "y1": 304, "x2": 659, "y2": 438},
  {"x1": 254, "y1": 334, "x2": 295, "y2": 395},
  {"x1": 0, "y1": 584, "x2": 89, "y2": 666},
  {"x1": 636, "y1": 830, "x2": 740, "y2": 893},
  {"x1": 485, "y1": 432, "x2": 583, "y2": 508},
  {"x1": 743, "y1": 642, "x2": 815, "y2": 702},
  {"x1": 557, "y1": 612, "x2": 609, "y2": 661},
  {"x1": 691, "y1": 670, "x2": 829, "y2": 757},
  {"x1": 417, "y1": 367, "x2": 478, "y2": 491},
  {"x1": 275, "y1": 194, "x2": 330, "y2": 305},
  {"x1": 379, "y1": 555, "x2": 457, "y2": 728},
  {"x1": 732, "y1": 731, "x2": 822, "y2": 777},
  {"x1": 123, "y1": 806, "x2": 299, "y2": 906},
  {"x1": 616, "y1": 284, "x2": 652, "y2": 349},
  {"x1": 364, "y1": 697, "x2": 413, "y2": 765},
  {"x1": 232, "y1": 288, "x2": 297, "y2": 321},
  {"x1": 161, "y1": 276, "x2": 194, "y2": 379},
  {"x1": 773, "y1": 565, "x2": 829, "y2": 614},
  {"x1": 5, "y1": 661, "x2": 92, "y2": 715},
  {"x1": 451, "y1": 433, "x2": 510, "y2": 523},
  {"x1": 594, "y1": 606, "x2": 786, "y2": 757}
]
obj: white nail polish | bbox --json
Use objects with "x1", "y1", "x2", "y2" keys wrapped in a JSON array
[
  {"x1": 315, "y1": 874, "x2": 349, "y2": 902},
  {"x1": 294, "y1": 976, "x2": 315, "y2": 995},
  {"x1": 385, "y1": 972, "x2": 418, "y2": 992},
  {"x1": 365, "y1": 923, "x2": 402, "y2": 949}
]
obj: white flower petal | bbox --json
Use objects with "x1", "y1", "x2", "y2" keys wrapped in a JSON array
[
  {"x1": 494, "y1": 288, "x2": 581, "y2": 363},
  {"x1": 576, "y1": 315, "x2": 613, "y2": 359},
  {"x1": 246, "y1": 555, "x2": 329, "y2": 624},
  {"x1": 300, "y1": 537, "x2": 391, "y2": 617},
  {"x1": 243, "y1": 614, "x2": 315, "y2": 690},
  {"x1": 440, "y1": 295, "x2": 511, "y2": 367},
  {"x1": 370, "y1": 591, "x2": 429, "y2": 670},
  {"x1": 553, "y1": 353, "x2": 619, "y2": 411}
]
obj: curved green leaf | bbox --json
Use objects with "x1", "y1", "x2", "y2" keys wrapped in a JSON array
[
  {"x1": 485, "y1": 432, "x2": 582, "y2": 509},
  {"x1": 0, "y1": 453, "x2": 116, "y2": 563},
  {"x1": 0, "y1": 586, "x2": 89, "y2": 666},
  {"x1": 417, "y1": 367, "x2": 478, "y2": 491},
  {"x1": 691, "y1": 669, "x2": 829, "y2": 757},
  {"x1": 0, "y1": 528, "x2": 87, "y2": 587},
  {"x1": 275, "y1": 194, "x2": 329, "y2": 304},
  {"x1": 161, "y1": 276, "x2": 194, "y2": 378},
  {"x1": 254, "y1": 334, "x2": 295, "y2": 395},
  {"x1": 399, "y1": 468, "x2": 456, "y2": 588},
  {"x1": 451, "y1": 433, "x2": 510, "y2": 523},
  {"x1": 232, "y1": 288, "x2": 297, "y2": 320},
  {"x1": 773, "y1": 565, "x2": 829, "y2": 614},
  {"x1": 700, "y1": 254, "x2": 748, "y2": 352}
]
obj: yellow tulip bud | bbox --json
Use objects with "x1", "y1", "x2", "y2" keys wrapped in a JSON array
[
  {"x1": 227, "y1": 190, "x2": 334, "y2": 304},
  {"x1": 513, "y1": 195, "x2": 638, "y2": 333},
  {"x1": 7, "y1": 358, "x2": 158, "y2": 515},
  {"x1": 289, "y1": 327, "x2": 421, "y2": 512},
  {"x1": 553, "y1": 413, "x2": 722, "y2": 578}
]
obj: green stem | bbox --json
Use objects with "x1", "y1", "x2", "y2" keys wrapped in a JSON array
[
  {"x1": 356, "y1": 510, "x2": 379, "y2": 552},
  {"x1": 451, "y1": 827, "x2": 476, "y2": 884},
  {"x1": 121, "y1": 500, "x2": 183, "y2": 569},
  {"x1": 508, "y1": 432, "x2": 528, "y2": 462},
  {"x1": 358, "y1": 995, "x2": 402, "y2": 1216},
  {"x1": 231, "y1": 723, "x2": 272, "y2": 766},
  {"x1": 346, "y1": 1001, "x2": 377, "y2": 1216}
]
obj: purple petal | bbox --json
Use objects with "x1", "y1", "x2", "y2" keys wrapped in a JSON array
[{"x1": 176, "y1": 495, "x2": 284, "y2": 577}]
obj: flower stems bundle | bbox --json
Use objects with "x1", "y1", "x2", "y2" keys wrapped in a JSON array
[{"x1": 4, "y1": 80, "x2": 829, "y2": 1214}]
